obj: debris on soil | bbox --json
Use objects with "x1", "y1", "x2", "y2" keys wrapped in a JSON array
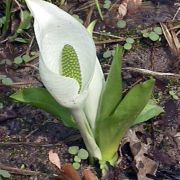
[{"x1": 123, "y1": 128, "x2": 158, "y2": 180}]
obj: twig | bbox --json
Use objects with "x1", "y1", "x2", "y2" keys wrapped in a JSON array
[
  {"x1": 93, "y1": 31, "x2": 124, "y2": 39},
  {"x1": 0, "y1": 163, "x2": 45, "y2": 176},
  {"x1": 14, "y1": 0, "x2": 23, "y2": 11},
  {"x1": 0, "y1": 38, "x2": 8, "y2": 44},
  {"x1": 0, "y1": 81, "x2": 35, "y2": 87},
  {"x1": 84, "y1": 6, "x2": 94, "y2": 27},
  {"x1": 25, "y1": 128, "x2": 40, "y2": 139},
  {"x1": 0, "y1": 142, "x2": 64, "y2": 147},
  {"x1": 0, "y1": 135, "x2": 82, "y2": 146},
  {"x1": 23, "y1": 63, "x2": 39, "y2": 70},
  {"x1": 95, "y1": 38, "x2": 125, "y2": 45},
  {"x1": 73, "y1": 1, "x2": 95, "y2": 12},
  {"x1": 123, "y1": 78, "x2": 143, "y2": 93},
  {"x1": 26, "y1": 36, "x2": 35, "y2": 54},
  {"x1": 173, "y1": 7, "x2": 180, "y2": 20},
  {"x1": 123, "y1": 67, "x2": 180, "y2": 79}
]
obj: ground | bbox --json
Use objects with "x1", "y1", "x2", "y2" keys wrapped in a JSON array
[{"x1": 0, "y1": 0, "x2": 180, "y2": 179}]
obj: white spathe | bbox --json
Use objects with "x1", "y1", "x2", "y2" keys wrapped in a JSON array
[
  {"x1": 25, "y1": 0, "x2": 105, "y2": 159},
  {"x1": 25, "y1": 0, "x2": 98, "y2": 108},
  {"x1": 84, "y1": 59, "x2": 105, "y2": 130}
]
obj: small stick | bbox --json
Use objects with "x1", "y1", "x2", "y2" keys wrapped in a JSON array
[
  {"x1": 0, "y1": 81, "x2": 35, "y2": 87},
  {"x1": 95, "y1": 38, "x2": 125, "y2": 45},
  {"x1": 0, "y1": 142, "x2": 63, "y2": 147},
  {"x1": 73, "y1": 1, "x2": 95, "y2": 12},
  {"x1": 0, "y1": 163, "x2": 44, "y2": 176},
  {"x1": 23, "y1": 63, "x2": 39, "y2": 70},
  {"x1": 123, "y1": 67, "x2": 180, "y2": 79},
  {"x1": 26, "y1": 36, "x2": 35, "y2": 54},
  {"x1": 93, "y1": 31, "x2": 124, "y2": 39}
]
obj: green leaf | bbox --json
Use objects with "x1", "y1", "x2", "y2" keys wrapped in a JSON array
[
  {"x1": 143, "y1": 32, "x2": 149, "y2": 38},
  {"x1": 96, "y1": 79, "x2": 155, "y2": 163},
  {"x1": 22, "y1": 54, "x2": 31, "y2": 63},
  {"x1": 0, "y1": 169, "x2": 11, "y2": 178},
  {"x1": 74, "y1": 156, "x2": 81, "y2": 163},
  {"x1": 103, "y1": 50, "x2": 112, "y2": 58},
  {"x1": 169, "y1": 90, "x2": 179, "y2": 100},
  {"x1": 123, "y1": 43, "x2": 132, "y2": 50},
  {"x1": 117, "y1": 20, "x2": 126, "y2": 28},
  {"x1": 0, "y1": 102, "x2": 3, "y2": 109},
  {"x1": 68, "y1": 146, "x2": 79, "y2": 155},
  {"x1": 0, "y1": 59, "x2": 12, "y2": 66},
  {"x1": 14, "y1": 37, "x2": 29, "y2": 43},
  {"x1": 77, "y1": 149, "x2": 89, "y2": 160},
  {"x1": 153, "y1": 27, "x2": 162, "y2": 35},
  {"x1": 103, "y1": 0, "x2": 111, "y2": 9},
  {"x1": 95, "y1": 0, "x2": 104, "y2": 20},
  {"x1": 0, "y1": 75, "x2": 7, "y2": 80},
  {"x1": 10, "y1": 88, "x2": 76, "y2": 128},
  {"x1": 0, "y1": 17, "x2": 6, "y2": 28},
  {"x1": 149, "y1": 32, "x2": 159, "y2": 41},
  {"x1": 2, "y1": 77, "x2": 13, "y2": 85},
  {"x1": 133, "y1": 100, "x2": 164, "y2": 126},
  {"x1": 126, "y1": 37, "x2": 134, "y2": 44},
  {"x1": 96, "y1": 46, "x2": 123, "y2": 122},
  {"x1": 87, "y1": 20, "x2": 97, "y2": 36},
  {"x1": 14, "y1": 56, "x2": 23, "y2": 64},
  {"x1": 16, "y1": 10, "x2": 32, "y2": 33},
  {"x1": 72, "y1": 162, "x2": 80, "y2": 170}
]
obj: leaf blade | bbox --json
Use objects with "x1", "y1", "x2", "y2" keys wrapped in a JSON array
[
  {"x1": 10, "y1": 88, "x2": 76, "y2": 128},
  {"x1": 96, "y1": 45, "x2": 123, "y2": 122},
  {"x1": 96, "y1": 79, "x2": 155, "y2": 162},
  {"x1": 133, "y1": 100, "x2": 164, "y2": 126}
]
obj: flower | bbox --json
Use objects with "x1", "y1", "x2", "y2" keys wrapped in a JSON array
[{"x1": 25, "y1": 0, "x2": 104, "y2": 159}]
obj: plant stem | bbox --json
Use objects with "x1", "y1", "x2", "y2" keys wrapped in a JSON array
[
  {"x1": 60, "y1": 0, "x2": 66, "y2": 5},
  {"x1": 94, "y1": 0, "x2": 103, "y2": 20},
  {"x1": 71, "y1": 108, "x2": 102, "y2": 160},
  {"x1": 2, "y1": 0, "x2": 13, "y2": 36}
]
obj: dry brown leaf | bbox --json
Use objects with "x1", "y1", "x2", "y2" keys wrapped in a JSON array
[
  {"x1": 62, "y1": 164, "x2": 81, "y2": 180},
  {"x1": 118, "y1": 0, "x2": 142, "y2": 19},
  {"x1": 118, "y1": 1, "x2": 128, "y2": 19},
  {"x1": 160, "y1": 22, "x2": 180, "y2": 55},
  {"x1": 123, "y1": 128, "x2": 158, "y2": 180},
  {"x1": 82, "y1": 169, "x2": 96, "y2": 180},
  {"x1": 48, "y1": 150, "x2": 61, "y2": 170}
]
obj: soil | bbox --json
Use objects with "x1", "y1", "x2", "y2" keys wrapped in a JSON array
[{"x1": 0, "y1": 0, "x2": 180, "y2": 179}]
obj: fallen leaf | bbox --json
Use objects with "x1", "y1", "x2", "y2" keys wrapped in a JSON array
[
  {"x1": 118, "y1": 1, "x2": 128, "y2": 19},
  {"x1": 118, "y1": 0, "x2": 142, "y2": 19},
  {"x1": 48, "y1": 150, "x2": 61, "y2": 170},
  {"x1": 160, "y1": 22, "x2": 180, "y2": 55},
  {"x1": 123, "y1": 128, "x2": 158, "y2": 180},
  {"x1": 62, "y1": 164, "x2": 81, "y2": 180},
  {"x1": 82, "y1": 169, "x2": 96, "y2": 180}
]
